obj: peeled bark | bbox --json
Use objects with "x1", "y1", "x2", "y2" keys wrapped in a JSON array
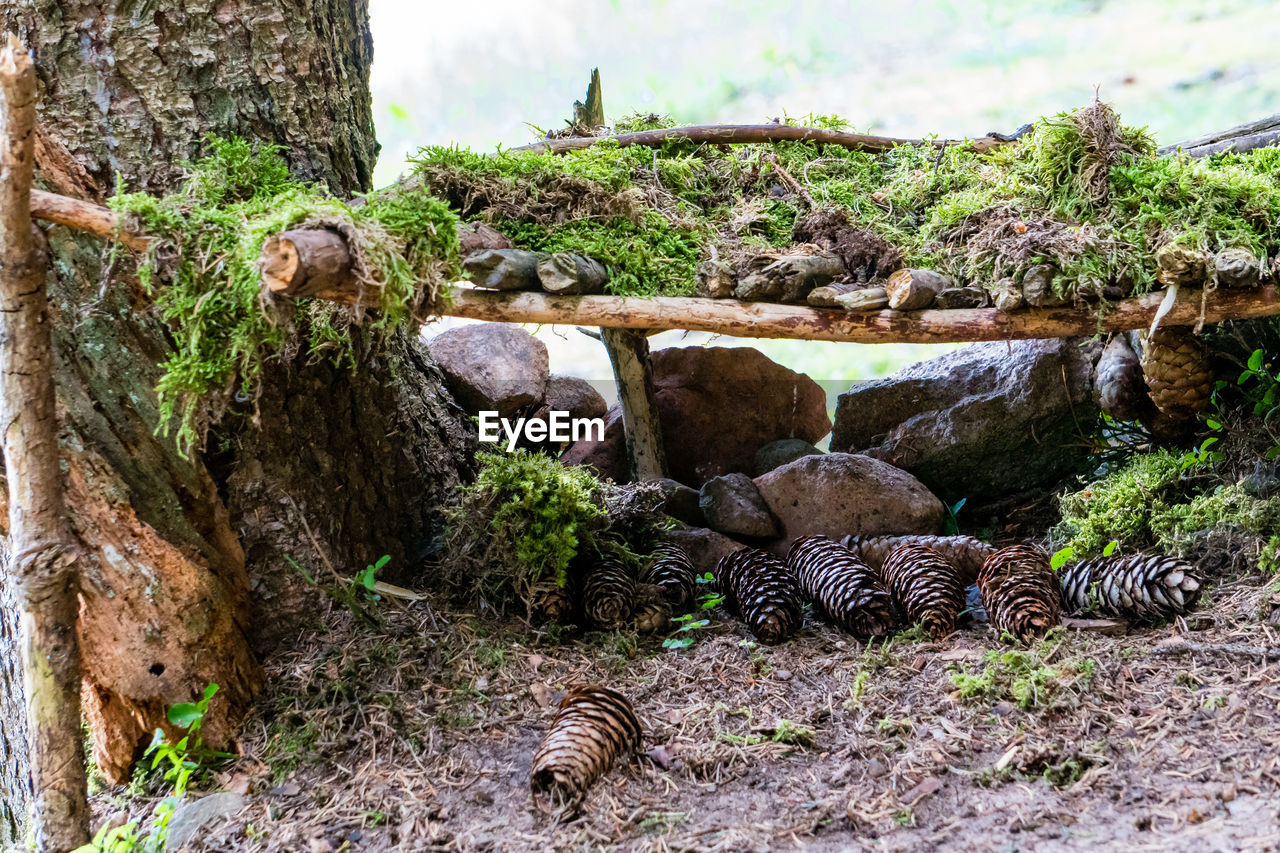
[{"x1": 0, "y1": 0, "x2": 472, "y2": 794}]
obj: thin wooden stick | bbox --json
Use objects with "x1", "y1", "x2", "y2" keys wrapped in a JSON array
[
  {"x1": 29, "y1": 188, "x2": 149, "y2": 252},
  {"x1": 0, "y1": 33, "x2": 89, "y2": 851}
]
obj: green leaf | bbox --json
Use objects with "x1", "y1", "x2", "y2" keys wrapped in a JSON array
[
  {"x1": 662, "y1": 636, "x2": 695, "y2": 650},
  {"x1": 1102, "y1": 540, "x2": 1119, "y2": 557},
  {"x1": 374, "y1": 554, "x2": 391, "y2": 570},
  {"x1": 202, "y1": 683, "x2": 220, "y2": 701},
  {"x1": 1205, "y1": 418, "x2": 1221, "y2": 431},
  {"x1": 1050, "y1": 547, "x2": 1075, "y2": 571},
  {"x1": 168, "y1": 702, "x2": 203, "y2": 729},
  {"x1": 1249, "y1": 349, "x2": 1264, "y2": 372},
  {"x1": 1266, "y1": 446, "x2": 1280, "y2": 460}
]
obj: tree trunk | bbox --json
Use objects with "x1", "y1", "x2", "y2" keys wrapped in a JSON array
[
  {"x1": 0, "y1": 0, "x2": 472, "y2": 807},
  {"x1": 0, "y1": 540, "x2": 31, "y2": 848}
]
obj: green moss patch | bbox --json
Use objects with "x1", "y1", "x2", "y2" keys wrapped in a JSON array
[
  {"x1": 110, "y1": 136, "x2": 462, "y2": 454},
  {"x1": 414, "y1": 103, "x2": 1280, "y2": 302},
  {"x1": 1052, "y1": 448, "x2": 1280, "y2": 561}
]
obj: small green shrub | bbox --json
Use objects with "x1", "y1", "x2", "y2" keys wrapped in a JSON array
[{"x1": 949, "y1": 637, "x2": 1095, "y2": 711}]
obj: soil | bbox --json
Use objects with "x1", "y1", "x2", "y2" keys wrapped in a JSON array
[{"x1": 95, "y1": 565, "x2": 1280, "y2": 852}]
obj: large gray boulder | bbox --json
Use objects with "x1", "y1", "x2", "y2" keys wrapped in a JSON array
[
  {"x1": 561, "y1": 346, "x2": 831, "y2": 486},
  {"x1": 829, "y1": 339, "x2": 1098, "y2": 503},
  {"x1": 754, "y1": 453, "x2": 943, "y2": 551},
  {"x1": 426, "y1": 324, "x2": 549, "y2": 417}
]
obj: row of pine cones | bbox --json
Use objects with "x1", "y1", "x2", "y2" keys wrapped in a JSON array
[
  {"x1": 537, "y1": 534, "x2": 1202, "y2": 647},
  {"x1": 715, "y1": 534, "x2": 1203, "y2": 645},
  {"x1": 528, "y1": 543, "x2": 1205, "y2": 811}
]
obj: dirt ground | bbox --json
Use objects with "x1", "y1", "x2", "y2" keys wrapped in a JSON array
[{"x1": 96, "y1": 562, "x2": 1280, "y2": 853}]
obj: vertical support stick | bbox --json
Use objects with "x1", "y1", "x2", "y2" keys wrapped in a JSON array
[
  {"x1": 599, "y1": 327, "x2": 668, "y2": 481},
  {"x1": 0, "y1": 33, "x2": 88, "y2": 851}
]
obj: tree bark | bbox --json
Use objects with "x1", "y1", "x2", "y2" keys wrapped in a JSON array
[
  {"x1": 0, "y1": 0, "x2": 473, "y2": 801},
  {"x1": 0, "y1": 33, "x2": 87, "y2": 850}
]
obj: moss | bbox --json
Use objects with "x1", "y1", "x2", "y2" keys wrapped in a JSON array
[
  {"x1": 437, "y1": 450, "x2": 606, "y2": 607},
  {"x1": 410, "y1": 103, "x2": 1280, "y2": 306},
  {"x1": 111, "y1": 136, "x2": 461, "y2": 454},
  {"x1": 1053, "y1": 449, "x2": 1280, "y2": 559},
  {"x1": 949, "y1": 637, "x2": 1095, "y2": 711}
]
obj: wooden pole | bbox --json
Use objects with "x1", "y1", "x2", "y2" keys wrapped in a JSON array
[
  {"x1": 0, "y1": 34, "x2": 89, "y2": 852},
  {"x1": 506, "y1": 123, "x2": 1018, "y2": 156},
  {"x1": 440, "y1": 286, "x2": 1280, "y2": 344},
  {"x1": 599, "y1": 328, "x2": 667, "y2": 481}
]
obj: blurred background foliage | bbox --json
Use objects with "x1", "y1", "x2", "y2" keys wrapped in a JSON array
[{"x1": 370, "y1": 0, "x2": 1280, "y2": 407}]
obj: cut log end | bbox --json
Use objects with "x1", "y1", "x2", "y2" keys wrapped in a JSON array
[{"x1": 261, "y1": 234, "x2": 302, "y2": 292}]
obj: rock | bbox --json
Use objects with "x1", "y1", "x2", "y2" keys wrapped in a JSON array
[
  {"x1": 427, "y1": 324, "x2": 549, "y2": 417},
  {"x1": 1022, "y1": 264, "x2": 1067, "y2": 307},
  {"x1": 664, "y1": 527, "x2": 744, "y2": 577},
  {"x1": 753, "y1": 439, "x2": 823, "y2": 476},
  {"x1": 561, "y1": 347, "x2": 831, "y2": 486},
  {"x1": 654, "y1": 478, "x2": 704, "y2": 526},
  {"x1": 697, "y1": 258, "x2": 735, "y2": 298},
  {"x1": 830, "y1": 338, "x2": 1098, "y2": 503},
  {"x1": 699, "y1": 473, "x2": 780, "y2": 539},
  {"x1": 534, "y1": 376, "x2": 607, "y2": 422},
  {"x1": 1213, "y1": 247, "x2": 1262, "y2": 289},
  {"x1": 165, "y1": 792, "x2": 246, "y2": 851},
  {"x1": 457, "y1": 221, "x2": 512, "y2": 256},
  {"x1": 933, "y1": 286, "x2": 989, "y2": 309},
  {"x1": 753, "y1": 453, "x2": 942, "y2": 552},
  {"x1": 991, "y1": 277, "x2": 1026, "y2": 312},
  {"x1": 520, "y1": 376, "x2": 609, "y2": 453}
]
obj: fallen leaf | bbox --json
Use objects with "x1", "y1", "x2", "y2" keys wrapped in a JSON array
[
  {"x1": 529, "y1": 682, "x2": 552, "y2": 708},
  {"x1": 900, "y1": 776, "x2": 942, "y2": 806}
]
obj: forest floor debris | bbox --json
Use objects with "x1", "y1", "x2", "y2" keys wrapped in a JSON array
[{"x1": 91, "y1": 563, "x2": 1280, "y2": 851}]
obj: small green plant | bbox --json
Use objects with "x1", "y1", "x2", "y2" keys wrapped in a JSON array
[
  {"x1": 354, "y1": 554, "x2": 391, "y2": 600},
  {"x1": 78, "y1": 685, "x2": 228, "y2": 853},
  {"x1": 662, "y1": 614, "x2": 711, "y2": 650}
]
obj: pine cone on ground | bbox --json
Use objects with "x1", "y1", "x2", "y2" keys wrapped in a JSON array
[
  {"x1": 880, "y1": 544, "x2": 966, "y2": 640},
  {"x1": 631, "y1": 583, "x2": 671, "y2": 634},
  {"x1": 714, "y1": 548, "x2": 803, "y2": 645},
  {"x1": 787, "y1": 536, "x2": 896, "y2": 638},
  {"x1": 1061, "y1": 553, "x2": 1202, "y2": 621},
  {"x1": 581, "y1": 551, "x2": 635, "y2": 629},
  {"x1": 845, "y1": 534, "x2": 996, "y2": 585},
  {"x1": 528, "y1": 582, "x2": 574, "y2": 624},
  {"x1": 640, "y1": 542, "x2": 697, "y2": 613},
  {"x1": 1139, "y1": 326, "x2": 1213, "y2": 419},
  {"x1": 977, "y1": 545, "x2": 1062, "y2": 643},
  {"x1": 530, "y1": 684, "x2": 642, "y2": 811}
]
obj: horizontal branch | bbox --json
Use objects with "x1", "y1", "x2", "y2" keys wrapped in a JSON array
[
  {"x1": 1160, "y1": 114, "x2": 1280, "y2": 157},
  {"x1": 437, "y1": 286, "x2": 1280, "y2": 344},
  {"x1": 29, "y1": 188, "x2": 148, "y2": 252},
  {"x1": 507, "y1": 124, "x2": 1018, "y2": 156}
]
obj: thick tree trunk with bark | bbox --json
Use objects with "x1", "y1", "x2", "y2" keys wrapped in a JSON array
[{"x1": 0, "y1": 0, "x2": 473, "y2": 819}]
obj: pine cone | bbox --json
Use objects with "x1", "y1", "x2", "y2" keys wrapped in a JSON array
[
  {"x1": 581, "y1": 551, "x2": 635, "y2": 630},
  {"x1": 1094, "y1": 333, "x2": 1151, "y2": 423},
  {"x1": 714, "y1": 548, "x2": 803, "y2": 645},
  {"x1": 977, "y1": 545, "x2": 1062, "y2": 643},
  {"x1": 640, "y1": 542, "x2": 697, "y2": 613},
  {"x1": 787, "y1": 536, "x2": 896, "y2": 638},
  {"x1": 1139, "y1": 327, "x2": 1212, "y2": 418},
  {"x1": 1061, "y1": 553, "x2": 1202, "y2": 621},
  {"x1": 530, "y1": 684, "x2": 642, "y2": 811},
  {"x1": 631, "y1": 583, "x2": 671, "y2": 634},
  {"x1": 880, "y1": 544, "x2": 966, "y2": 640},
  {"x1": 528, "y1": 582, "x2": 574, "y2": 624},
  {"x1": 845, "y1": 534, "x2": 995, "y2": 585}
]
